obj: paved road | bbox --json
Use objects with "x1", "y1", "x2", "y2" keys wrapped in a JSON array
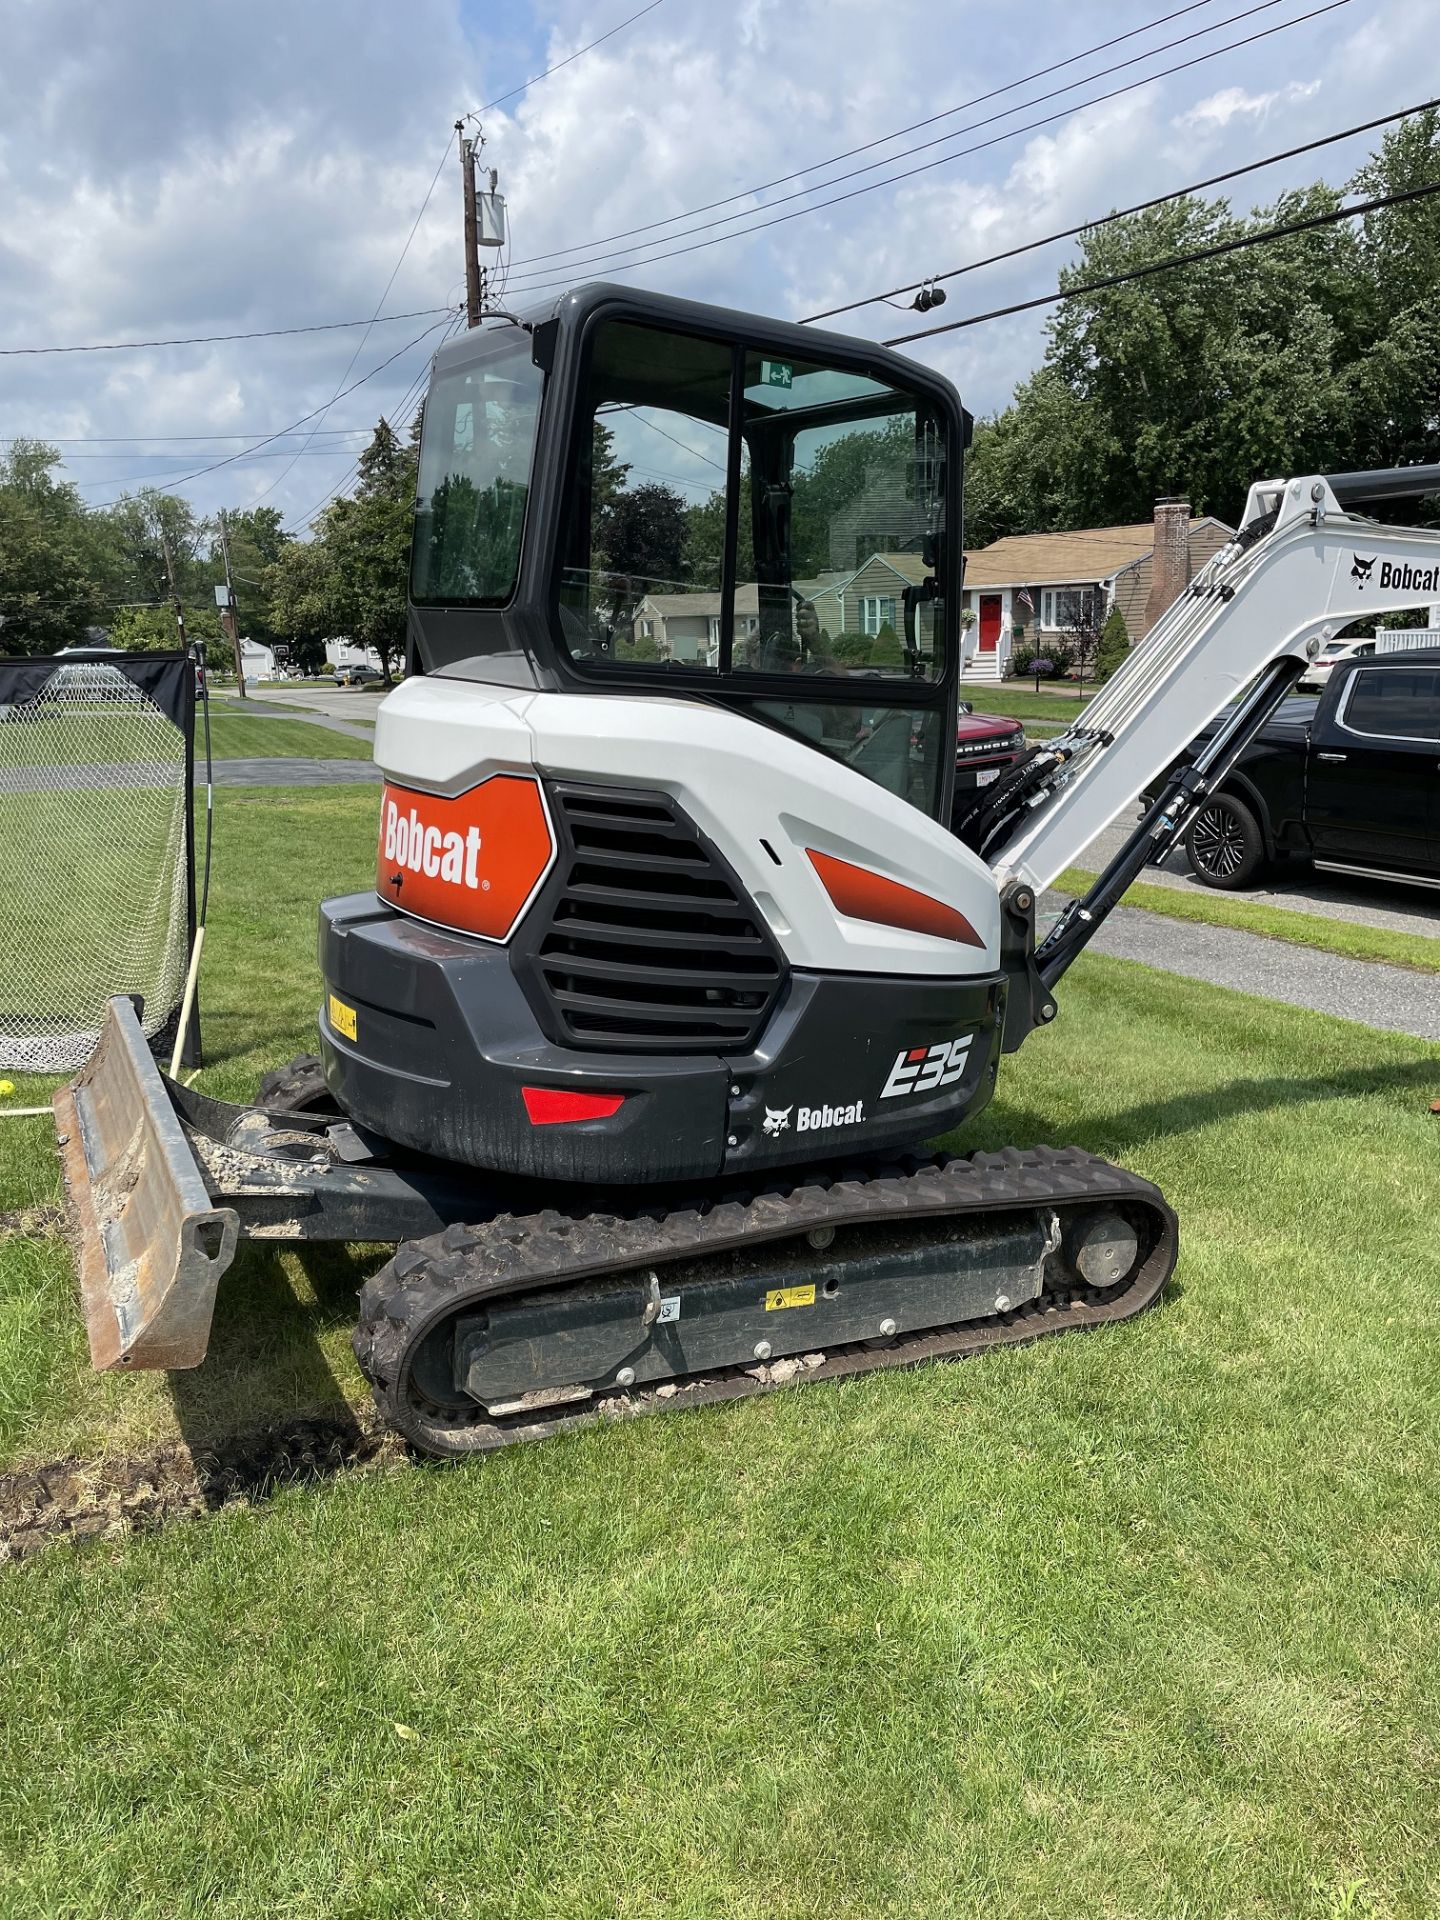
[
  {"x1": 207, "y1": 758, "x2": 379, "y2": 786},
  {"x1": 233, "y1": 684, "x2": 383, "y2": 731},
  {"x1": 1046, "y1": 896, "x2": 1440, "y2": 1042},
  {"x1": 1079, "y1": 812, "x2": 1440, "y2": 939}
]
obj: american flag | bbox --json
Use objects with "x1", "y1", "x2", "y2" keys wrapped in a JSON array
[{"x1": 1017, "y1": 586, "x2": 1034, "y2": 613}]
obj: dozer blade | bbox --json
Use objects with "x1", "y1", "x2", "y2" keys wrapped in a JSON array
[{"x1": 53, "y1": 996, "x2": 239, "y2": 1371}]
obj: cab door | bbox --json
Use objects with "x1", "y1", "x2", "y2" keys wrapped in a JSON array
[{"x1": 1306, "y1": 664, "x2": 1440, "y2": 874}]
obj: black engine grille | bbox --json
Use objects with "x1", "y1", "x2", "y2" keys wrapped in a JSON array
[{"x1": 515, "y1": 783, "x2": 786, "y2": 1054}]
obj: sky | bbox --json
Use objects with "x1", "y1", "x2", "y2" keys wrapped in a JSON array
[{"x1": 0, "y1": 0, "x2": 1432, "y2": 531}]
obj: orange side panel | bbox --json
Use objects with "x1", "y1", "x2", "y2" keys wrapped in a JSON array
[
  {"x1": 377, "y1": 776, "x2": 554, "y2": 940},
  {"x1": 807, "y1": 848, "x2": 984, "y2": 949}
]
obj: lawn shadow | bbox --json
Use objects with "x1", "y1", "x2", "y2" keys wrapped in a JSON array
[
  {"x1": 167, "y1": 1240, "x2": 387, "y2": 1511},
  {"x1": 973, "y1": 1057, "x2": 1440, "y2": 1163}
]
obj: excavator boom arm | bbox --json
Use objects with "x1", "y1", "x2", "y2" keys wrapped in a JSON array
[{"x1": 963, "y1": 469, "x2": 1440, "y2": 989}]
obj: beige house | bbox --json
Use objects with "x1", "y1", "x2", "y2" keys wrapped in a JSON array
[
  {"x1": 960, "y1": 499, "x2": 1233, "y2": 682},
  {"x1": 632, "y1": 584, "x2": 761, "y2": 664}
]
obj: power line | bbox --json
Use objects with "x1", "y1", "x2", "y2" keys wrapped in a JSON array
[
  {"x1": 470, "y1": 0, "x2": 667, "y2": 116},
  {"x1": 283, "y1": 311, "x2": 464, "y2": 533},
  {"x1": 0, "y1": 306, "x2": 452, "y2": 357},
  {"x1": 498, "y1": 0, "x2": 1350, "y2": 297},
  {"x1": 882, "y1": 178, "x2": 1440, "y2": 346},
  {"x1": 509, "y1": 0, "x2": 1239, "y2": 269},
  {"x1": 47, "y1": 446, "x2": 372, "y2": 461},
  {"x1": 804, "y1": 95, "x2": 1440, "y2": 325},
  {"x1": 76, "y1": 314, "x2": 456, "y2": 499},
  {"x1": 0, "y1": 428, "x2": 372, "y2": 443},
  {"x1": 245, "y1": 130, "x2": 459, "y2": 507}
]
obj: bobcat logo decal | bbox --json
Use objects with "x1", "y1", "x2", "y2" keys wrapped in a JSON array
[
  {"x1": 1351, "y1": 554, "x2": 1376, "y2": 587},
  {"x1": 762, "y1": 1105, "x2": 792, "y2": 1137}
]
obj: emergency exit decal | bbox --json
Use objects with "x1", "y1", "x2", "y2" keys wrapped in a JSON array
[{"x1": 377, "y1": 775, "x2": 555, "y2": 941}]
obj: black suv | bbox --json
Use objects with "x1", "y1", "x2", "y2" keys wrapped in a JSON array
[{"x1": 1179, "y1": 647, "x2": 1440, "y2": 890}]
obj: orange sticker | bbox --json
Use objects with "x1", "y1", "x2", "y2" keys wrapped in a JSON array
[{"x1": 376, "y1": 776, "x2": 555, "y2": 941}]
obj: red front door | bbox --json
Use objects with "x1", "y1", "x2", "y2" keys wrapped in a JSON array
[{"x1": 978, "y1": 595, "x2": 1002, "y2": 653}]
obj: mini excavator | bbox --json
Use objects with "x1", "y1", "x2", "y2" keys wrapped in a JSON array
[{"x1": 55, "y1": 283, "x2": 1440, "y2": 1456}]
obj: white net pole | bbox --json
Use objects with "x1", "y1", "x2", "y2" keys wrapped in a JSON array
[{"x1": 0, "y1": 660, "x2": 190, "y2": 1072}]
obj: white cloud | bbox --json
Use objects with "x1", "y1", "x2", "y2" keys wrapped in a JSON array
[
  {"x1": 0, "y1": 0, "x2": 1429, "y2": 523},
  {"x1": 1178, "y1": 80, "x2": 1322, "y2": 133}
]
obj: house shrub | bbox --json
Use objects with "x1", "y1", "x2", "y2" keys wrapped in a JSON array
[
  {"x1": 868, "y1": 623, "x2": 904, "y2": 667},
  {"x1": 830, "y1": 632, "x2": 873, "y2": 665},
  {"x1": 1095, "y1": 604, "x2": 1130, "y2": 681}
]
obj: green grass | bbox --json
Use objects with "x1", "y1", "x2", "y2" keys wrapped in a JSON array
[
  {"x1": 2, "y1": 785, "x2": 1440, "y2": 1916},
  {"x1": 1058, "y1": 865, "x2": 1440, "y2": 977},
  {"x1": 964, "y1": 687, "x2": 1092, "y2": 726},
  {"x1": 203, "y1": 710, "x2": 374, "y2": 759}
]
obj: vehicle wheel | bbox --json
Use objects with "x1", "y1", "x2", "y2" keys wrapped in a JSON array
[
  {"x1": 1186, "y1": 792, "x2": 1264, "y2": 889},
  {"x1": 257, "y1": 1054, "x2": 340, "y2": 1115}
]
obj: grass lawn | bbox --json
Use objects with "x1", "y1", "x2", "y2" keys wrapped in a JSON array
[
  {"x1": 203, "y1": 709, "x2": 374, "y2": 760},
  {"x1": 2, "y1": 784, "x2": 1439, "y2": 1917},
  {"x1": 965, "y1": 687, "x2": 1091, "y2": 727},
  {"x1": 1058, "y1": 865, "x2": 1440, "y2": 977}
]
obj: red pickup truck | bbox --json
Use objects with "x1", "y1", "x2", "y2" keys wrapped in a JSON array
[{"x1": 953, "y1": 707, "x2": 1026, "y2": 801}]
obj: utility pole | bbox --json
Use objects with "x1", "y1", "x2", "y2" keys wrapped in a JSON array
[
  {"x1": 217, "y1": 509, "x2": 247, "y2": 698},
  {"x1": 457, "y1": 119, "x2": 482, "y2": 328},
  {"x1": 158, "y1": 518, "x2": 189, "y2": 656}
]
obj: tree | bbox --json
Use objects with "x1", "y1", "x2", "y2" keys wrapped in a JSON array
[
  {"x1": 267, "y1": 538, "x2": 335, "y2": 674},
  {"x1": 1094, "y1": 603, "x2": 1130, "y2": 681},
  {"x1": 962, "y1": 116, "x2": 1440, "y2": 539},
  {"x1": 109, "y1": 602, "x2": 227, "y2": 668},
  {"x1": 277, "y1": 419, "x2": 418, "y2": 684},
  {"x1": 590, "y1": 421, "x2": 631, "y2": 530},
  {"x1": 208, "y1": 506, "x2": 291, "y2": 652},
  {"x1": 790, "y1": 417, "x2": 912, "y2": 574},
  {"x1": 598, "y1": 481, "x2": 688, "y2": 607},
  {"x1": 1065, "y1": 603, "x2": 1105, "y2": 692},
  {"x1": 0, "y1": 442, "x2": 110, "y2": 653},
  {"x1": 684, "y1": 472, "x2": 754, "y2": 589}
]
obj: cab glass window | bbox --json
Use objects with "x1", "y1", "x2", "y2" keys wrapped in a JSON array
[
  {"x1": 412, "y1": 333, "x2": 543, "y2": 605},
  {"x1": 734, "y1": 349, "x2": 945, "y2": 684},
  {"x1": 1342, "y1": 667, "x2": 1440, "y2": 739},
  {"x1": 557, "y1": 322, "x2": 731, "y2": 671}
]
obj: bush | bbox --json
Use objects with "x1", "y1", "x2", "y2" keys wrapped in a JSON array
[
  {"x1": 868, "y1": 622, "x2": 904, "y2": 667},
  {"x1": 1095, "y1": 604, "x2": 1130, "y2": 681},
  {"x1": 830, "y1": 632, "x2": 873, "y2": 665}
]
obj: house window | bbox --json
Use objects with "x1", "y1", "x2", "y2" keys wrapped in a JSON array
[
  {"x1": 640, "y1": 620, "x2": 653, "y2": 638},
  {"x1": 861, "y1": 595, "x2": 898, "y2": 636},
  {"x1": 1040, "y1": 587, "x2": 1099, "y2": 633}
]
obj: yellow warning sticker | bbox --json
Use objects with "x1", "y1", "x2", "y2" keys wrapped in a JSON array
[
  {"x1": 765, "y1": 1284, "x2": 816, "y2": 1312},
  {"x1": 328, "y1": 993, "x2": 358, "y2": 1042}
]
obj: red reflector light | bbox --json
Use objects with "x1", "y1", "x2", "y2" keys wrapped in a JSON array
[{"x1": 521, "y1": 1087, "x2": 627, "y2": 1126}]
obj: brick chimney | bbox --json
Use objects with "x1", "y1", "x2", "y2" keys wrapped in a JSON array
[{"x1": 1144, "y1": 496, "x2": 1192, "y2": 634}]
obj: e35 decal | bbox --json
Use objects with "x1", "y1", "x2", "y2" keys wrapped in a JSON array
[{"x1": 880, "y1": 1036, "x2": 972, "y2": 1100}]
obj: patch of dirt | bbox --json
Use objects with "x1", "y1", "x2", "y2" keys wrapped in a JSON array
[
  {"x1": 0, "y1": 1206, "x2": 63, "y2": 1239},
  {"x1": 0, "y1": 1412, "x2": 408, "y2": 1566}
]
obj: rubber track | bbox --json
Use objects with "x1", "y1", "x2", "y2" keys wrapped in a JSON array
[{"x1": 354, "y1": 1145, "x2": 1178, "y2": 1458}]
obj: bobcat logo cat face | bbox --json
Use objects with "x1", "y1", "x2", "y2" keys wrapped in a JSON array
[
  {"x1": 762, "y1": 1105, "x2": 792, "y2": 1137},
  {"x1": 1351, "y1": 554, "x2": 1376, "y2": 587}
]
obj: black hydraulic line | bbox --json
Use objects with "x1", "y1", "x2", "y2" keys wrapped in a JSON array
[
  {"x1": 1034, "y1": 653, "x2": 1309, "y2": 990},
  {"x1": 1325, "y1": 463, "x2": 1440, "y2": 505}
]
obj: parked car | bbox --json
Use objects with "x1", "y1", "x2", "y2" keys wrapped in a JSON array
[
  {"x1": 953, "y1": 708, "x2": 1027, "y2": 797},
  {"x1": 1166, "y1": 648, "x2": 1440, "y2": 890},
  {"x1": 331, "y1": 663, "x2": 383, "y2": 687},
  {"x1": 1297, "y1": 635, "x2": 1374, "y2": 689}
]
